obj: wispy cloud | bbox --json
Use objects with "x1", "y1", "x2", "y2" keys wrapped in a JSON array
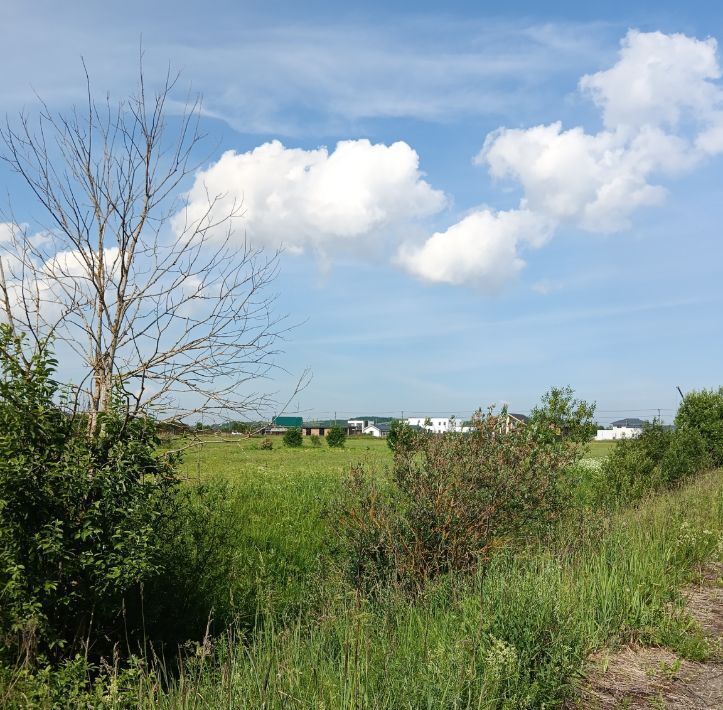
[{"x1": 0, "y1": 5, "x2": 613, "y2": 134}]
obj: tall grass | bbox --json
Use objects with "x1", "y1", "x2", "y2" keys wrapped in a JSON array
[
  {"x1": 141, "y1": 469, "x2": 722, "y2": 709},
  {"x1": 2, "y1": 437, "x2": 719, "y2": 708}
]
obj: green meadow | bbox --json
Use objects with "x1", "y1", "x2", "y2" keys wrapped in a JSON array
[
  {"x1": 4, "y1": 433, "x2": 721, "y2": 707},
  {"x1": 92, "y1": 434, "x2": 717, "y2": 709}
]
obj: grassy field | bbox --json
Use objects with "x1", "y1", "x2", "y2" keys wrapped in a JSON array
[
  {"x1": 156, "y1": 435, "x2": 686, "y2": 634},
  {"x1": 175, "y1": 434, "x2": 393, "y2": 482},
  {"x1": 145, "y1": 469, "x2": 721, "y2": 708},
  {"x1": 5, "y1": 435, "x2": 720, "y2": 707},
  {"x1": 174, "y1": 435, "x2": 616, "y2": 480}
]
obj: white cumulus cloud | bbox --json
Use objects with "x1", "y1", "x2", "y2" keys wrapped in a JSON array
[
  {"x1": 397, "y1": 209, "x2": 552, "y2": 289},
  {"x1": 174, "y1": 139, "x2": 446, "y2": 255},
  {"x1": 579, "y1": 30, "x2": 722, "y2": 131},
  {"x1": 400, "y1": 29, "x2": 723, "y2": 288},
  {"x1": 479, "y1": 122, "x2": 694, "y2": 232}
]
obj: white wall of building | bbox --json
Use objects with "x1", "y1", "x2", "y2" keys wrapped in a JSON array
[
  {"x1": 595, "y1": 427, "x2": 642, "y2": 441},
  {"x1": 405, "y1": 417, "x2": 467, "y2": 433}
]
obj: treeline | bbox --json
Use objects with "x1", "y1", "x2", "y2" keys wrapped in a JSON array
[{"x1": 158, "y1": 420, "x2": 264, "y2": 436}]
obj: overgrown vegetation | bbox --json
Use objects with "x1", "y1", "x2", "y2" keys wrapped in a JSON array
[
  {"x1": 338, "y1": 394, "x2": 595, "y2": 594},
  {"x1": 0, "y1": 327, "x2": 179, "y2": 664},
  {"x1": 675, "y1": 387, "x2": 723, "y2": 466},
  {"x1": 0, "y1": 360, "x2": 721, "y2": 707},
  {"x1": 386, "y1": 418, "x2": 419, "y2": 452},
  {"x1": 593, "y1": 403, "x2": 716, "y2": 507},
  {"x1": 282, "y1": 426, "x2": 303, "y2": 448},
  {"x1": 326, "y1": 425, "x2": 346, "y2": 448}
]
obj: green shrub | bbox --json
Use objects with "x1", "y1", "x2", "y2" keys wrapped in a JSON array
[
  {"x1": 637, "y1": 420, "x2": 674, "y2": 462},
  {"x1": 326, "y1": 426, "x2": 346, "y2": 448},
  {"x1": 596, "y1": 438, "x2": 659, "y2": 504},
  {"x1": 386, "y1": 419, "x2": 420, "y2": 452},
  {"x1": 141, "y1": 480, "x2": 247, "y2": 646},
  {"x1": 259, "y1": 437, "x2": 273, "y2": 450},
  {"x1": 528, "y1": 385, "x2": 596, "y2": 446},
  {"x1": 310, "y1": 434, "x2": 322, "y2": 447},
  {"x1": 596, "y1": 419, "x2": 712, "y2": 505},
  {"x1": 339, "y1": 392, "x2": 591, "y2": 594},
  {"x1": 675, "y1": 388, "x2": 723, "y2": 465},
  {"x1": 660, "y1": 427, "x2": 711, "y2": 485},
  {"x1": 0, "y1": 327, "x2": 179, "y2": 662},
  {"x1": 283, "y1": 427, "x2": 303, "y2": 448}
]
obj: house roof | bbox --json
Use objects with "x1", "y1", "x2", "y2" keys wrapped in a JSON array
[
  {"x1": 272, "y1": 416, "x2": 303, "y2": 428},
  {"x1": 366, "y1": 422, "x2": 391, "y2": 432},
  {"x1": 350, "y1": 416, "x2": 393, "y2": 423},
  {"x1": 611, "y1": 418, "x2": 647, "y2": 428}
]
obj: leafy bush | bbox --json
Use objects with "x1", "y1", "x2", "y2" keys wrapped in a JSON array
[
  {"x1": 675, "y1": 388, "x2": 723, "y2": 465},
  {"x1": 0, "y1": 327, "x2": 179, "y2": 662},
  {"x1": 636, "y1": 420, "x2": 674, "y2": 462},
  {"x1": 596, "y1": 419, "x2": 712, "y2": 505},
  {"x1": 660, "y1": 427, "x2": 711, "y2": 485},
  {"x1": 386, "y1": 419, "x2": 420, "y2": 452},
  {"x1": 259, "y1": 437, "x2": 273, "y2": 450},
  {"x1": 326, "y1": 426, "x2": 346, "y2": 448},
  {"x1": 310, "y1": 434, "x2": 322, "y2": 447},
  {"x1": 528, "y1": 385, "x2": 596, "y2": 446},
  {"x1": 141, "y1": 480, "x2": 246, "y2": 646},
  {"x1": 339, "y1": 393, "x2": 591, "y2": 594},
  {"x1": 283, "y1": 427, "x2": 303, "y2": 448},
  {"x1": 596, "y1": 437, "x2": 659, "y2": 504}
]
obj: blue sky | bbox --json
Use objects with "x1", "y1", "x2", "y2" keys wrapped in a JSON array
[{"x1": 2, "y1": 0, "x2": 723, "y2": 423}]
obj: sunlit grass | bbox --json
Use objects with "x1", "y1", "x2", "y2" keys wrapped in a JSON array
[{"x1": 146, "y1": 469, "x2": 722, "y2": 709}]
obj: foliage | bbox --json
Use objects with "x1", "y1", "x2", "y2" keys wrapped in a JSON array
[
  {"x1": 660, "y1": 427, "x2": 711, "y2": 485},
  {"x1": 326, "y1": 426, "x2": 346, "y2": 448},
  {"x1": 0, "y1": 326, "x2": 179, "y2": 663},
  {"x1": 2, "y1": 424, "x2": 721, "y2": 707},
  {"x1": 339, "y1": 391, "x2": 592, "y2": 594},
  {"x1": 0, "y1": 653, "x2": 149, "y2": 708},
  {"x1": 595, "y1": 416, "x2": 714, "y2": 505},
  {"x1": 636, "y1": 419, "x2": 674, "y2": 462},
  {"x1": 141, "y1": 480, "x2": 248, "y2": 647},
  {"x1": 259, "y1": 437, "x2": 273, "y2": 450},
  {"x1": 9, "y1": 467, "x2": 718, "y2": 709},
  {"x1": 596, "y1": 436, "x2": 660, "y2": 504},
  {"x1": 219, "y1": 420, "x2": 253, "y2": 434},
  {"x1": 675, "y1": 387, "x2": 723, "y2": 465},
  {"x1": 309, "y1": 434, "x2": 322, "y2": 447},
  {"x1": 528, "y1": 385, "x2": 596, "y2": 447},
  {"x1": 282, "y1": 427, "x2": 303, "y2": 448},
  {"x1": 386, "y1": 418, "x2": 419, "y2": 452}
]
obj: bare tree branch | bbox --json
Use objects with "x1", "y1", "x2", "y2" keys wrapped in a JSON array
[{"x1": 0, "y1": 64, "x2": 295, "y2": 432}]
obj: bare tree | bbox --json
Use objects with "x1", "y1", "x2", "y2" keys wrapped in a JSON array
[{"x1": 0, "y1": 66, "x2": 294, "y2": 432}]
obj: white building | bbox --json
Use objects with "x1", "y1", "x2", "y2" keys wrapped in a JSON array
[
  {"x1": 363, "y1": 422, "x2": 391, "y2": 438},
  {"x1": 595, "y1": 417, "x2": 646, "y2": 441},
  {"x1": 348, "y1": 418, "x2": 371, "y2": 434},
  {"x1": 405, "y1": 416, "x2": 469, "y2": 434}
]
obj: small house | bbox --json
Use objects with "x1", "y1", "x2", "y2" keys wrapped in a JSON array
[{"x1": 363, "y1": 422, "x2": 391, "y2": 438}]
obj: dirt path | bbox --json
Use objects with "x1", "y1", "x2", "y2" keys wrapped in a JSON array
[{"x1": 570, "y1": 563, "x2": 722, "y2": 709}]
